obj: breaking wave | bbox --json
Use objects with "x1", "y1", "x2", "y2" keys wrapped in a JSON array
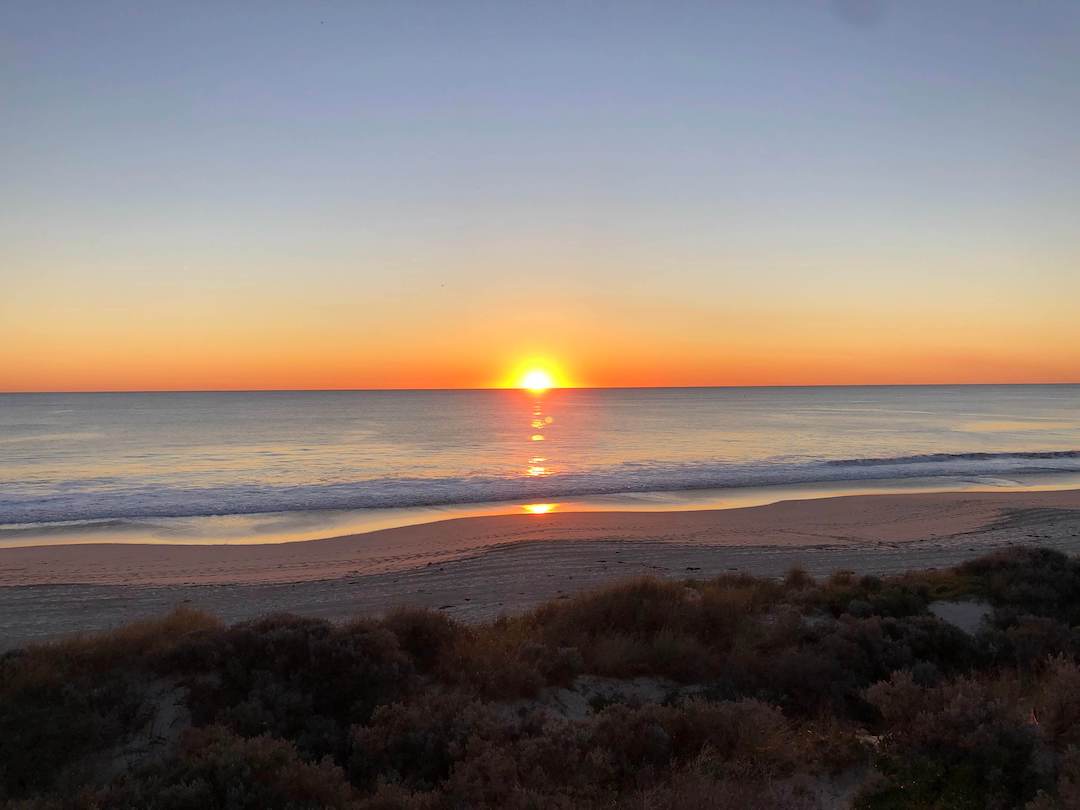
[
  {"x1": 4, "y1": 450, "x2": 1080, "y2": 525},
  {"x1": 827, "y1": 450, "x2": 1080, "y2": 466}
]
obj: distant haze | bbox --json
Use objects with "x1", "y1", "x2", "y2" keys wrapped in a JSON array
[{"x1": 2, "y1": 1, "x2": 1078, "y2": 391}]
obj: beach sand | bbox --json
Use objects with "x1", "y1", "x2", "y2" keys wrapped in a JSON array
[{"x1": 3, "y1": 489, "x2": 1080, "y2": 648}]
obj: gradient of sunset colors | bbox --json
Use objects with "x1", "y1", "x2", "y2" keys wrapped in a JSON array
[{"x1": 3, "y1": 1, "x2": 1079, "y2": 392}]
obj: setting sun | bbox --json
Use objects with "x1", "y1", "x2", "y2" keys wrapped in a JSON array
[
  {"x1": 520, "y1": 369, "x2": 555, "y2": 392},
  {"x1": 498, "y1": 358, "x2": 572, "y2": 390}
]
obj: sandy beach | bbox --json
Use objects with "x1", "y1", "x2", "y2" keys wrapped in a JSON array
[{"x1": 2, "y1": 488, "x2": 1080, "y2": 648}]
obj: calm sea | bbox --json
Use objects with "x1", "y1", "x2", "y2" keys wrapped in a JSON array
[{"x1": 2, "y1": 385, "x2": 1079, "y2": 546}]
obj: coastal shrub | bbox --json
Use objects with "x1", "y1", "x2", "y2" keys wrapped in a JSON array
[
  {"x1": 970, "y1": 610, "x2": 1080, "y2": 670},
  {"x1": 0, "y1": 611, "x2": 219, "y2": 800},
  {"x1": 350, "y1": 693, "x2": 811, "y2": 805},
  {"x1": 440, "y1": 699, "x2": 808, "y2": 806},
  {"x1": 12, "y1": 548, "x2": 1080, "y2": 807},
  {"x1": 725, "y1": 612, "x2": 978, "y2": 717},
  {"x1": 696, "y1": 576, "x2": 783, "y2": 641},
  {"x1": 1051, "y1": 747, "x2": 1080, "y2": 809},
  {"x1": 614, "y1": 768, "x2": 823, "y2": 810},
  {"x1": 859, "y1": 574, "x2": 884, "y2": 591},
  {"x1": 520, "y1": 575, "x2": 780, "y2": 680},
  {"x1": 436, "y1": 618, "x2": 547, "y2": 698},
  {"x1": 350, "y1": 692, "x2": 501, "y2": 790},
  {"x1": 353, "y1": 693, "x2": 598, "y2": 803},
  {"x1": 30, "y1": 606, "x2": 223, "y2": 677},
  {"x1": 382, "y1": 608, "x2": 462, "y2": 673},
  {"x1": 958, "y1": 547, "x2": 1080, "y2": 624},
  {"x1": 0, "y1": 607, "x2": 219, "y2": 702},
  {"x1": 810, "y1": 576, "x2": 929, "y2": 619},
  {"x1": 1031, "y1": 657, "x2": 1080, "y2": 748},
  {"x1": 90, "y1": 726, "x2": 357, "y2": 809},
  {"x1": 784, "y1": 566, "x2": 815, "y2": 590},
  {"x1": 859, "y1": 672, "x2": 1046, "y2": 809},
  {"x1": 0, "y1": 661, "x2": 149, "y2": 800},
  {"x1": 439, "y1": 711, "x2": 592, "y2": 806},
  {"x1": 530, "y1": 577, "x2": 698, "y2": 639},
  {"x1": 354, "y1": 783, "x2": 441, "y2": 809},
  {"x1": 434, "y1": 612, "x2": 594, "y2": 697},
  {"x1": 184, "y1": 615, "x2": 413, "y2": 763}
]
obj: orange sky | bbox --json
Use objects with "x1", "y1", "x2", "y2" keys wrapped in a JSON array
[
  {"x1": 3, "y1": 268, "x2": 1077, "y2": 390},
  {"x1": 3, "y1": 4, "x2": 1080, "y2": 392}
]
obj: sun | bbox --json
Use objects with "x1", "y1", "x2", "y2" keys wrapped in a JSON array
[
  {"x1": 499, "y1": 357, "x2": 571, "y2": 390},
  {"x1": 520, "y1": 369, "x2": 555, "y2": 392}
]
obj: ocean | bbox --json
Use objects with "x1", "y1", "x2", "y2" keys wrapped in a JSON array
[{"x1": 2, "y1": 385, "x2": 1079, "y2": 546}]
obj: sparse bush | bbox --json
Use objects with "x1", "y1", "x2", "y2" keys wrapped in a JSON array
[
  {"x1": 0, "y1": 609, "x2": 216, "y2": 801},
  {"x1": 9, "y1": 548, "x2": 1080, "y2": 807},
  {"x1": 201, "y1": 615, "x2": 412, "y2": 761},
  {"x1": 1032, "y1": 657, "x2": 1080, "y2": 748},
  {"x1": 958, "y1": 548, "x2": 1080, "y2": 624},
  {"x1": 436, "y1": 619, "x2": 547, "y2": 698},
  {"x1": 784, "y1": 566, "x2": 815, "y2": 590},
  {"x1": 521, "y1": 575, "x2": 781, "y2": 681},
  {"x1": 860, "y1": 672, "x2": 1046, "y2": 809},
  {"x1": 812, "y1": 576, "x2": 928, "y2": 619},
  {"x1": 382, "y1": 608, "x2": 461, "y2": 673},
  {"x1": 91, "y1": 726, "x2": 357, "y2": 809},
  {"x1": 0, "y1": 668, "x2": 149, "y2": 800}
]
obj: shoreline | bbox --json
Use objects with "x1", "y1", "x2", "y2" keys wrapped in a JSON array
[
  {"x1": 2, "y1": 487, "x2": 1080, "y2": 648},
  {"x1": 6, "y1": 470, "x2": 1080, "y2": 549},
  {"x1": 3, "y1": 488, "x2": 1080, "y2": 587}
]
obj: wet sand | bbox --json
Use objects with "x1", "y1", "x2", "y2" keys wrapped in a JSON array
[{"x1": 2, "y1": 489, "x2": 1080, "y2": 648}]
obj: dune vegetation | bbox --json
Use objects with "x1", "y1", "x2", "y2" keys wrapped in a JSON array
[{"x1": 5, "y1": 547, "x2": 1080, "y2": 808}]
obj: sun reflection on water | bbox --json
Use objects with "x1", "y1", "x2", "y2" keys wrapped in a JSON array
[
  {"x1": 524, "y1": 390, "x2": 555, "y2": 474},
  {"x1": 519, "y1": 390, "x2": 559, "y2": 511}
]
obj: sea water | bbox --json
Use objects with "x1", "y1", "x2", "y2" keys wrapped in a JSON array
[{"x1": 1, "y1": 385, "x2": 1078, "y2": 546}]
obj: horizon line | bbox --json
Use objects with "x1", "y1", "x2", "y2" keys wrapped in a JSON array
[{"x1": 2, "y1": 381, "x2": 1079, "y2": 395}]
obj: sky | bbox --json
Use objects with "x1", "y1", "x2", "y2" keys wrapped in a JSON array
[{"x1": 2, "y1": 0, "x2": 1079, "y2": 391}]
